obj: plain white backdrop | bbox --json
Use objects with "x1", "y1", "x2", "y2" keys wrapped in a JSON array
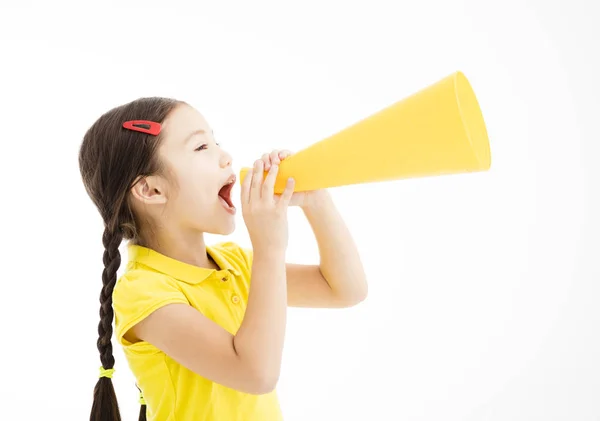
[{"x1": 0, "y1": 0, "x2": 598, "y2": 420}]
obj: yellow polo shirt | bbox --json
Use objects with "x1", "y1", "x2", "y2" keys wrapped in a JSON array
[{"x1": 112, "y1": 241, "x2": 282, "y2": 421}]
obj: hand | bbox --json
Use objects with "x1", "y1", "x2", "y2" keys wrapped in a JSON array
[
  {"x1": 241, "y1": 158, "x2": 295, "y2": 253},
  {"x1": 259, "y1": 149, "x2": 324, "y2": 208}
]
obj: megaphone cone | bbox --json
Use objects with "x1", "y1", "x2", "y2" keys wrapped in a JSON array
[{"x1": 239, "y1": 71, "x2": 491, "y2": 193}]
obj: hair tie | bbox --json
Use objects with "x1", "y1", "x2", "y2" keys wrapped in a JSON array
[
  {"x1": 139, "y1": 391, "x2": 146, "y2": 406},
  {"x1": 99, "y1": 366, "x2": 115, "y2": 379}
]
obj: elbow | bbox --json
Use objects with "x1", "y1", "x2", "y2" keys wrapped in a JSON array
[
  {"x1": 339, "y1": 282, "x2": 368, "y2": 307},
  {"x1": 355, "y1": 277, "x2": 369, "y2": 304},
  {"x1": 356, "y1": 286, "x2": 368, "y2": 304},
  {"x1": 241, "y1": 362, "x2": 280, "y2": 395},
  {"x1": 349, "y1": 289, "x2": 368, "y2": 307},
  {"x1": 253, "y1": 375, "x2": 280, "y2": 395},
  {"x1": 233, "y1": 343, "x2": 281, "y2": 395},
  {"x1": 248, "y1": 370, "x2": 280, "y2": 395}
]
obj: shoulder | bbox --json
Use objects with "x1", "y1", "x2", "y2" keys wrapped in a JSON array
[
  {"x1": 113, "y1": 270, "x2": 189, "y2": 345},
  {"x1": 113, "y1": 269, "x2": 185, "y2": 304},
  {"x1": 115, "y1": 268, "x2": 180, "y2": 289}
]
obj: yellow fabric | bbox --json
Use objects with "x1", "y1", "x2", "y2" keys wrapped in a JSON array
[
  {"x1": 239, "y1": 71, "x2": 491, "y2": 193},
  {"x1": 112, "y1": 242, "x2": 282, "y2": 421}
]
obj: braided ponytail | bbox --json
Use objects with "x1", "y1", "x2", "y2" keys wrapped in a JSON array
[
  {"x1": 137, "y1": 384, "x2": 147, "y2": 421},
  {"x1": 90, "y1": 226, "x2": 123, "y2": 421},
  {"x1": 79, "y1": 97, "x2": 182, "y2": 421}
]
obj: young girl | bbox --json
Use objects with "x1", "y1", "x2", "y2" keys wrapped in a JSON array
[{"x1": 78, "y1": 97, "x2": 368, "y2": 421}]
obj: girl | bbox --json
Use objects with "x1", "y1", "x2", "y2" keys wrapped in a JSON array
[{"x1": 78, "y1": 97, "x2": 368, "y2": 421}]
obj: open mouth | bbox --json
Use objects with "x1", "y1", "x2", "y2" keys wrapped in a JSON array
[{"x1": 218, "y1": 175, "x2": 236, "y2": 211}]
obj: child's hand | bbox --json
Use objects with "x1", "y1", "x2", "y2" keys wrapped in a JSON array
[
  {"x1": 241, "y1": 159, "x2": 294, "y2": 253},
  {"x1": 259, "y1": 149, "x2": 323, "y2": 208}
]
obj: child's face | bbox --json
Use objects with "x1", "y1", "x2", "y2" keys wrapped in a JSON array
[{"x1": 156, "y1": 104, "x2": 237, "y2": 235}]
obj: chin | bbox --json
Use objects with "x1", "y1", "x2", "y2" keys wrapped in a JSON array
[
  {"x1": 221, "y1": 222, "x2": 236, "y2": 235},
  {"x1": 210, "y1": 218, "x2": 236, "y2": 236}
]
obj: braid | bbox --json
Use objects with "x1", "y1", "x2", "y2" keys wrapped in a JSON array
[
  {"x1": 98, "y1": 227, "x2": 122, "y2": 367},
  {"x1": 80, "y1": 97, "x2": 181, "y2": 420},
  {"x1": 90, "y1": 226, "x2": 123, "y2": 421},
  {"x1": 136, "y1": 384, "x2": 147, "y2": 421},
  {"x1": 139, "y1": 402, "x2": 147, "y2": 420}
]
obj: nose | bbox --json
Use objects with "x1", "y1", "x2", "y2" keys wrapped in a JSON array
[{"x1": 219, "y1": 150, "x2": 232, "y2": 168}]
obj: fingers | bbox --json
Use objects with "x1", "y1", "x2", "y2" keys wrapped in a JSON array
[
  {"x1": 270, "y1": 150, "x2": 281, "y2": 167},
  {"x1": 250, "y1": 159, "x2": 264, "y2": 202},
  {"x1": 262, "y1": 163, "x2": 278, "y2": 199},
  {"x1": 277, "y1": 177, "x2": 295, "y2": 209},
  {"x1": 278, "y1": 150, "x2": 292, "y2": 160},
  {"x1": 261, "y1": 153, "x2": 271, "y2": 170},
  {"x1": 248, "y1": 150, "x2": 295, "y2": 209},
  {"x1": 262, "y1": 149, "x2": 293, "y2": 170},
  {"x1": 262, "y1": 151, "x2": 280, "y2": 171},
  {"x1": 241, "y1": 165, "x2": 252, "y2": 204}
]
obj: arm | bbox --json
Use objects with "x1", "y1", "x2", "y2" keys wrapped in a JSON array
[
  {"x1": 287, "y1": 190, "x2": 368, "y2": 308},
  {"x1": 126, "y1": 247, "x2": 286, "y2": 395},
  {"x1": 126, "y1": 159, "x2": 295, "y2": 395},
  {"x1": 253, "y1": 149, "x2": 368, "y2": 308},
  {"x1": 233, "y1": 247, "x2": 287, "y2": 389}
]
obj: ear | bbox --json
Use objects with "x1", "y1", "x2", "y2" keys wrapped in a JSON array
[{"x1": 129, "y1": 175, "x2": 168, "y2": 205}]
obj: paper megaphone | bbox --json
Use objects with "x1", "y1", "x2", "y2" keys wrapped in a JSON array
[{"x1": 239, "y1": 71, "x2": 491, "y2": 193}]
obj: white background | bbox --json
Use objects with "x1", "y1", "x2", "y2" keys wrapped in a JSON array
[{"x1": 1, "y1": 0, "x2": 598, "y2": 420}]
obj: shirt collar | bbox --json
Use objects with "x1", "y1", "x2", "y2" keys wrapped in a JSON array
[{"x1": 127, "y1": 243, "x2": 241, "y2": 284}]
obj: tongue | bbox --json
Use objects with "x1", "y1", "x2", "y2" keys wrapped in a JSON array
[
  {"x1": 218, "y1": 186, "x2": 234, "y2": 208},
  {"x1": 219, "y1": 196, "x2": 233, "y2": 209}
]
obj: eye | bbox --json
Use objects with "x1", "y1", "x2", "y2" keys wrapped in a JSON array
[{"x1": 194, "y1": 144, "x2": 208, "y2": 152}]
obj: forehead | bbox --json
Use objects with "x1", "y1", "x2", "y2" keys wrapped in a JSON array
[{"x1": 163, "y1": 104, "x2": 211, "y2": 144}]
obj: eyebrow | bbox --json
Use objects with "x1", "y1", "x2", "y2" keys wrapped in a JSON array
[
  {"x1": 183, "y1": 129, "x2": 206, "y2": 144},
  {"x1": 183, "y1": 129, "x2": 215, "y2": 144}
]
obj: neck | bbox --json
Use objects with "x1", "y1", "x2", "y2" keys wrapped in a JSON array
[{"x1": 138, "y1": 227, "x2": 217, "y2": 269}]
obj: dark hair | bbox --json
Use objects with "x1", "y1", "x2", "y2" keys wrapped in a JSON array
[{"x1": 79, "y1": 97, "x2": 183, "y2": 420}]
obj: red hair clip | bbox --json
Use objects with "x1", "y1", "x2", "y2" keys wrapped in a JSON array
[{"x1": 123, "y1": 120, "x2": 161, "y2": 136}]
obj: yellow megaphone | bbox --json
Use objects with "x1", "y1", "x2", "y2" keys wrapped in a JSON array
[{"x1": 239, "y1": 71, "x2": 491, "y2": 193}]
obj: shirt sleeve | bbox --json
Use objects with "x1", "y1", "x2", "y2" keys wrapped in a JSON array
[{"x1": 112, "y1": 271, "x2": 189, "y2": 346}]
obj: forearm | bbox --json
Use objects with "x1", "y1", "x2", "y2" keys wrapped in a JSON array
[
  {"x1": 234, "y1": 248, "x2": 287, "y2": 389},
  {"x1": 302, "y1": 191, "x2": 368, "y2": 303}
]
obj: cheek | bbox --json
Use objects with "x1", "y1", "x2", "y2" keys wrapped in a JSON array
[
  {"x1": 167, "y1": 157, "x2": 220, "y2": 206},
  {"x1": 175, "y1": 180, "x2": 212, "y2": 204},
  {"x1": 173, "y1": 169, "x2": 215, "y2": 205}
]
